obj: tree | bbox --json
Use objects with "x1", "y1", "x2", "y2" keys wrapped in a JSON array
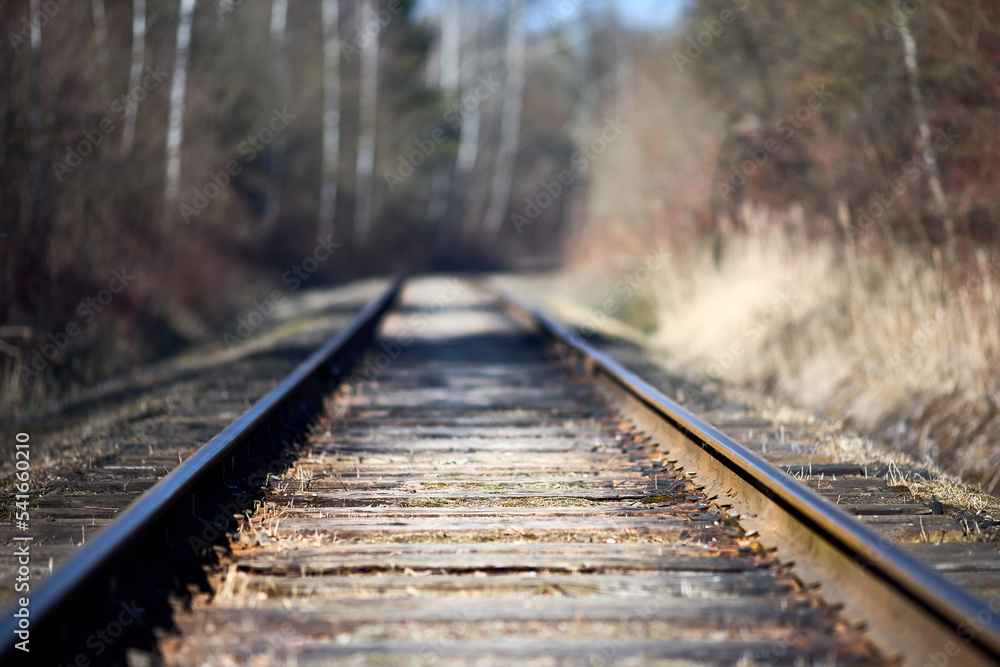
[
  {"x1": 427, "y1": 0, "x2": 460, "y2": 225},
  {"x1": 451, "y1": 3, "x2": 481, "y2": 240},
  {"x1": 120, "y1": 0, "x2": 146, "y2": 157},
  {"x1": 482, "y1": 0, "x2": 525, "y2": 240},
  {"x1": 353, "y1": 0, "x2": 380, "y2": 247},
  {"x1": 439, "y1": 0, "x2": 460, "y2": 93},
  {"x1": 28, "y1": 0, "x2": 42, "y2": 226},
  {"x1": 261, "y1": 0, "x2": 289, "y2": 237},
  {"x1": 164, "y1": 0, "x2": 197, "y2": 210},
  {"x1": 319, "y1": 0, "x2": 341, "y2": 241},
  {"x1": 890, "y1": 0, "x2": 952, "y2": 241},
  {"x1": 91, "y1": 0, "x2": 110, "y2": 96}
]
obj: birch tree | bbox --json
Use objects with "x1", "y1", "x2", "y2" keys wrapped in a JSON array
[
  {"x1": 261, "y1": 0, "x2": 289, "y2": 236},
  {"x1": 427, "y1": 0, "x2": 460, "y2": 223},
  {"x1": 891, "y1": 0, "x2": 952, "y2": 240},
  {"x1": 451, "y1": 5, "x2": 482, "y2": 238},
  {"x1": 353, "y1": 0, "x2": 379, "y2": 246},
  {"x1": 91, "y1": 0, "x2": 110, "y2": 93},
  {"x1": 29, "y1": 0, "x2": 42, "y2": 223},
  {"x1": 164, "y1": 0, "x2": 197, "y2": 208},
  {"x1": 439, "y1": 0, "x2": 460, "y2": 93},
  {"x1": 482, "y1": 0, "x2": 525, "y2": 240},
  {"x1": 319, "y1": 0, "x2": 341, "y2": 241},
  {"x1": 121, "y1": 0, "x2": 146, "y2": 157}
]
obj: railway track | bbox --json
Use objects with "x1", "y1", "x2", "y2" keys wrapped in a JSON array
[{"x1": 3, "y1": 276, "x2": 1000, "y2": 665}]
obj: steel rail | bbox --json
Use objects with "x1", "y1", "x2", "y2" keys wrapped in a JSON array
[
  {"x1": 0, "y1": 277, "x2": 403, "y2": 662},
  {"x1": 498, "y1": 288, "x2": 1000, "y2": 666}
]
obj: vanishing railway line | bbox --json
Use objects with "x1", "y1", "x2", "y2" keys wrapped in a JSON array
[{"x1": 3, "y1": 277, "x2": 1000, "y2": 665}]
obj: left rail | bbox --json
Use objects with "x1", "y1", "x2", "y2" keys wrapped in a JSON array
[{"x1": 0, "y1": 277, "x2": 403, "y2": 663}]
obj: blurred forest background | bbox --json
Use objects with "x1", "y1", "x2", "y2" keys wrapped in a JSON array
[{"x1": 3, "y1": 1, "x2": 1000, "y2": 489}]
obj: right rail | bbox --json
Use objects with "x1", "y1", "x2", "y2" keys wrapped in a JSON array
[{"x1": 499, "y1": 287, "x2": 1000, "y2": 666}]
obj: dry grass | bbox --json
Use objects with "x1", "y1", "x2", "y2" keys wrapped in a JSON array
[{"x1": 568, "y1": 208, "x2": 1000, "y2": 493}]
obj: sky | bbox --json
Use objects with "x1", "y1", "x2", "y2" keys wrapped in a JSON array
[
  {"x1": 415, "y1": 0, "x2": 691, "y2": 32},
  {"x1": 611, "y1": 0, "x2": 689, "y2": 29}
]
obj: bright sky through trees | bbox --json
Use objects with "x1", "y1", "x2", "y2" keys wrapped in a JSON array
[{"x1": 415, "y1": 0, "x2": 689, "y2": 32}]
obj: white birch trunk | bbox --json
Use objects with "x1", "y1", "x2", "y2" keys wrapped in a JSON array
[
  {"x1": 164, "y1": 0, "x2": 197, "y2": 207},
  {"x1": 261, "y1": 0, "x2": 289, "y2": 236},
  {"x1": 319, "y1": 0, "x2": 341, "y2": 241},
  {"x1": 353, "y1": 0, "x2": 379, "y2": 246},
  {"x1": 29, "y1": 0, "x2": 42, "y2": 220},
  {"x1": 481, "y1": 0, "x2": 525, "y2": 240},
  {"x1": 121, "y1": 0, "x2": 147, "y2": 157},
  {"x1": 439, "y1": 0, "x2": 459, "y2": 93},
  {"x1": 428, "y1": 0, "x2": 460, "y2": 223},
  {"x1": 892, "y1": 0, "x2": 952, "y2": 238},
  {"x1": 453, "y1": 6, "x2": 482, "y2": 237},
  {"x1": 91, "y1": 0, "x2": 110, "y2": 85}
]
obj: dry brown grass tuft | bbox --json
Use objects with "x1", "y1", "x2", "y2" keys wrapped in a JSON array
[{"x1": 626, "y1": 210, "x2": 1000, "y2": 493}]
